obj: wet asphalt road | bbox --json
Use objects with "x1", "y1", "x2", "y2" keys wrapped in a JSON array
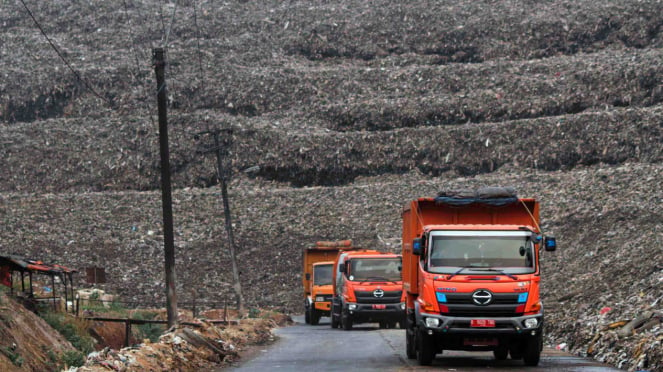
[{"x1": 225, "y1": 316, "x2": 623, "y2": 372}]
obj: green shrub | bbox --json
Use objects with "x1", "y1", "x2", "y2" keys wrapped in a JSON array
[
  {"x1": 0, "y1": 346, "x2": 23, "y2": 367},
  {"x1": 44, "y1": 348, "x2": 59, "y2": 370},
  {"x1": 41, "y1": 312, "x2": 94, "y2": 354},
  {"x1": 80, "y1": 298, "x2": 128, "y2": 315},
  {"x1": 132, "y1": 311, "x2": 166, "y2": 343},
  {"x1": 61, "y1": 350, "x2": 86, "y2": 368},
  {"x1": 248, "y1": 308, "x2": 261, "y2": 318}
]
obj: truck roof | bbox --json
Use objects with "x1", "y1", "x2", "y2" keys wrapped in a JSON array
[
  {"x1": 404, "y1": 196, "x2": 536, "y2": 210},
  {"x1": 423, "y1": 224, "x2": 538, "y2": 233},
  {"x1": 343, "y1": 251, "x2": 401, "y2": 259}
]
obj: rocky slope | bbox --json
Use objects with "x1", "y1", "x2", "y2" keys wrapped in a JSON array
[{"x1": 1, "y1": 1, "x2": 661, "y2": 371}]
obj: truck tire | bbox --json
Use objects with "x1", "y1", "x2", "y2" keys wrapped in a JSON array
[
  {"x1": 342, "y1": 309, "x2": 353, "y2": 330},
  {"x1": 331, "y1": 312, "x2": 339, "y2": 328},
  {"x1": 406, "y1": 329, "x2": 416, "y2": 359},
  {"x1": 304, "y1": 306, "x2": 311, "y2": 324},
  {"x1": 523, "y1": 333, "x2": 542, "y2": 366},
  {"x1": 509, "y1": 347, "x2": 523, "y2": 360},
  {"x1": 416, "y1": 329, "x2": 435, "y2": 366},
  {"x1": 310, "y1": 309, "x2": 321, "y2": 325},
  {"x1": 493, "y1": 346, "x2": 508, "y2": 360}
]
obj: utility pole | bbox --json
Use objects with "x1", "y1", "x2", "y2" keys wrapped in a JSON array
[
  {"x1": 199, "y1": 128, "x2": 245, "y2": 316},
  {"x1": 153, "y1": 48, "x2": 178, "y2": 328}
]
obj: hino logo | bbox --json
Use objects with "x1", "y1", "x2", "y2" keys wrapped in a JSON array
[
  {"x1": 472, "y1": 289, "x2": 492, "y2": 305},
  {"x1": 373, "y1": 289, "x2": 385, "y2": 298}
]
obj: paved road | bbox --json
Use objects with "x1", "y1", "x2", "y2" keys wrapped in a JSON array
[{"x1": 226, "y1": 316, "x2": 623, "y2": 371}]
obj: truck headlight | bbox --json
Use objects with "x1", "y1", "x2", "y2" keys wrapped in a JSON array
[
  {"x1": 400, "y1": 303, "x2": 406, "y2": 310},
  {"x1": 348, "y1": 304, "x2": 358, "y2": 310},
  {"x1": 524, "y1": 318, "x2": 538, "y2": 328},
  {"x1": 425, "y1": 317, "x2": 440, "y2": 328},
  {"x1": 315, "y1": 296, "x2": 324, "y2": 302}
]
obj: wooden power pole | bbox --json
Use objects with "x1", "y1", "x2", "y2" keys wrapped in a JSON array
[
  {"x1": 209, "y1": 129, "x2": 245, "y2": 316},
  {"x1": 153, "y1": 48, "x2": 178, "y2": 328}
]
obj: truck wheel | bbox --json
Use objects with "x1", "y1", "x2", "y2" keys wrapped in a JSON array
[
  {"x1": 330, "y1": 313, "x2": 339, "y2": 328},
  {"x1": 379, "y1": 321, "x2": 387, "y2": 329},
  {"x1": 493, "y1": 346, "x2": 508, "y2": 360},
  {"x1": 304, "y1": 306, "x2": 311, "y2": 324},
  {"x1": 310, "y1": 309, "x2": 321, "y2": 325},
  {"x1": 406, "y1": 329, "x2": 416, "y2": 359},
  {"x1": 416, "y1": 329, "x2": 435, "y2": 366},
  {"x1": 523, "y1": 334, "x2": 542, "y2": 366},
  {"x1": 342, "y1": 309, "x2": 353, "y2": 330}
]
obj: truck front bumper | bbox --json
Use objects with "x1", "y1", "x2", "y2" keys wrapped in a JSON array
[
  {"x1": 346, "y1": 302, "x2": 406, "y2": 323},
  {"x1": 417, "y1": 311, "x2": 543, "y2": 336},
  {"x1": 415, "y1": 312, "x2": 544, "y2": 350},
  {"x1": 314, "y1": 301, "x2": 332, "y2": 312}
]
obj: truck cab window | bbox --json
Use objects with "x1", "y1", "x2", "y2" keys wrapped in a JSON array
[
  {"x1": 349, "y1": 258, "x2": 402, "y2": 281},
  {"x1": 429, "y1": 233, "x2": 535, "y2": 274},
  {"x1": 313, "y1": 264, "x2": 333, "y2": 286}
]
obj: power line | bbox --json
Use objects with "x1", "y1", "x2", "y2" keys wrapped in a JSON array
[
  {"x1": 192, "y1": 0, "x2": 212, "y2": 134},
  {"x1": 193, "y1": 0, "x2": 205, "y2": 93},
  {"x1": 122, "y1": 0, "x2": 144, "y2": 79},
  {"x1": 162, "y1": 0, "x2": 179, "y2": 47},
  {"x1": 17, "y1": 0, "x2": 110, "y2": 105},
  {"x1": 122, "y1": 0, "x2": 158, "y2": 131}
]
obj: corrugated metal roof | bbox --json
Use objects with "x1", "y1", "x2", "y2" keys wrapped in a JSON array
[{"x1": 0, "y1": 254, "x2": 76, "y2": 275}]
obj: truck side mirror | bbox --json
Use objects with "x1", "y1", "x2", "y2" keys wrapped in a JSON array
[
  {"x1": 412, "y1": 238, "x2": 423, "y2": 256},
  {"x1": 544, "y1": 236, "x2": 557, "y2": 251},
  {"x1": 305, "y1": 273, "x2": 310, "y2": 280}
]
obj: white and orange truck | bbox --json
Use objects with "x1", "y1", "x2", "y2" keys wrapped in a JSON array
[
  {"x1": 330, "y1": 249, "x2": 405, "y2": 330},
  {"x1": 302, "y1": 240, "x2": 359, "y2": 325},
  {"x1": 401, "y1": 187, "x2": 556, "y2": 366}
]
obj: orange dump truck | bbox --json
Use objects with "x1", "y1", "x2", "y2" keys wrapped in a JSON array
[
  {"x1": 302, "y1": 240, "x2": 359, "y2": 325},
  {"x1": 401, "y1": 187, "x2": 557, "y2": 366},
  {"x1": 330, "y1": 250, "x2": 405, "y2": 330}
]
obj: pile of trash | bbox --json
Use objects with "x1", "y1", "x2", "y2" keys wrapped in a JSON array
[{"x1": 71, "y1": 311, "x2": 290, "y2": 371}]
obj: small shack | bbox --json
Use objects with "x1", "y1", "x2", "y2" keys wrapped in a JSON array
[{"x1": 0, "y1": 254, "x2": 77, "y2": 313}]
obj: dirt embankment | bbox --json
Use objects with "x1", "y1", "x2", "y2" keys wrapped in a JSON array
[
  {"x1": 0, "y1": 292, "x2": 290, "y2": 371},
  {"x1": 0, "y1": 294, "x2": 76, "y2": 371}
]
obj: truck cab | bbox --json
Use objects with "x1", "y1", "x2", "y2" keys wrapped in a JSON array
[
  {"x1": 303, "y1": 240, "x2": 359, "y2": 325},
  {"x1": 330, "y1": 250, "x2": 406, "y2": 330},
  {"x1": 308, "y1": 261, "x2": 334, "y2": 324},
  {"x1": 402, "y1": 188, "x2": 557, "y2": 366}
]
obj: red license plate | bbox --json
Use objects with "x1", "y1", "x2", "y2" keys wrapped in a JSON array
[
  {"x1": 470, "y1": 319, "x2": 496, "y2": 327},
  {"x1": 372, "y1": 304, "x2": 386, "y2": 310},
  {"x1": 463, "y1": 337, "x2": 498, "y2": 346}
]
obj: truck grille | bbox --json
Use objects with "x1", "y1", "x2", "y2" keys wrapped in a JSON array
[
  {"x1": 355, "y1": 290, "x2": 402, "y2": 304},
  {"x1": 442, "y1": 292, "x2": 523, "y2": 317}
]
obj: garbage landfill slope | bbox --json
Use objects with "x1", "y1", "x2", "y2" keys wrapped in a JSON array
[{"x1": 0, "y1": 0, "x2": 661, "y2": 371}]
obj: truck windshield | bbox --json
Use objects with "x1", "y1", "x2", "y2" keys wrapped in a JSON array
[
  {"x1": 428, "y1": 233, "x2": 535, "y2": 275},
  {"x1": 313, "y1": 264, "x2": 333, "y2": 285},
  {"x1": 349, "y1": 258, "x2": 401, "y2": 282}
]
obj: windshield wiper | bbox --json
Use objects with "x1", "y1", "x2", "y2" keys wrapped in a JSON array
[
  {"x1": 362, "y1": 276, "x2": 397, "y2": 284},
  {"x1": 472, "y1": 268, "x2": 518, "y2": 280},
  {"x1": 446, "y1": 267, "x2": 470, "y2": 280}
]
